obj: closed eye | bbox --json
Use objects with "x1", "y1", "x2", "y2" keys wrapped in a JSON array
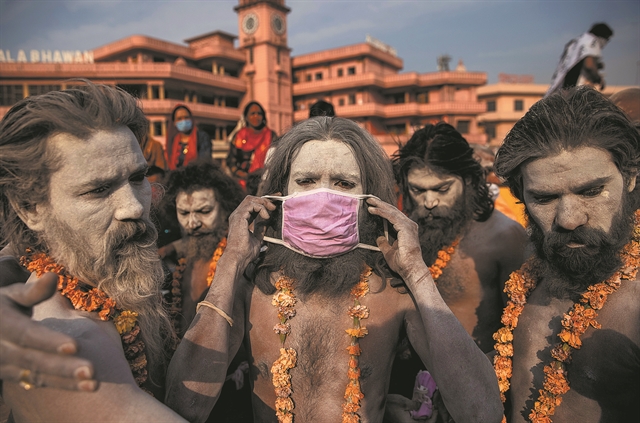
[
  {"x1": 532, "y1": 195, "x2": 556, "y2": 205},
  {"x1": 295, "y1": 178, "x2": 315, "y2": 186}
]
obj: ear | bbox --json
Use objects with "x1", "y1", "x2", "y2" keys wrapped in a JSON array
[
  {"x1": 8, "y1": 198, "x2": 47, "y2": 232},
  {"x1": 627, "y1": 170, "x2": 638, "y2": 193}
]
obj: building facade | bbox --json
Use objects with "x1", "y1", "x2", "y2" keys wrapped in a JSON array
[
  {"x1": 292, "y1": 40, "x2": 487, "y2": 154},
  {"x1": 477, "y1": 73, "x2": 635, "y2": 147}
]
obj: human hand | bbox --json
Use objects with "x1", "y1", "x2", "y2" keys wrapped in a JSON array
[
  {"x1": 0, "y1": 272, "x2": 96, "y2": 391},
  {"x1": 366, "y1": 197, "x2": 424, "y2": 279},
  {"x1": 224, "y1": 195, "x2": 276, "y2": 269}
]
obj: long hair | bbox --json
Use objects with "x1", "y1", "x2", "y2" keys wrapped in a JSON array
[
  {"x1": 256, "y1": 117, "x2": 396, "y2": 294},
  {"x1": 0, "y1": 81, "x2": 148, "y2": 252},
  {"x1": 0, "y1": 81, "x2": 173, "y2": 372},
  {"x1": 393, "y1": 122, "x2": 494, "y2": 222},
  {"x1": 162, "y1": 160, "x2": 245, "y2": 227},
  {"x1": 495, "y1": 87, "x2": 640, "y2": 203}
]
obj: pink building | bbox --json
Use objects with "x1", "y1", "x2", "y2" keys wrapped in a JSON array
[
  {"x1": 292, "y1": 41, "x2": 487, "y2": 154},
  {"x1": 1, "y1": 0, "x2": 488, "y2": 158}
]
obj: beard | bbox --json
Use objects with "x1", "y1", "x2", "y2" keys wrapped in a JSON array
[
  {"x1": 183, "y1": 224, "x2": 227, "y2": 263},
  {"x1": 40, "y1": 215, "x2": 172, "y2": 366},
  {"x1": 255, "y1": 210, "x2": 385, "y2": 299},
  {"x1": 408, "y1": 192, "x2": 473, "y2": 266},
  {"x1": 528, "y1": 195, "x2": 636, "y2": 296}
]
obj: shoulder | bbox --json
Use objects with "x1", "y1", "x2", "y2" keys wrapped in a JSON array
[{"x1": 476, "y1": 210, "x2": 528, "y2": 244}]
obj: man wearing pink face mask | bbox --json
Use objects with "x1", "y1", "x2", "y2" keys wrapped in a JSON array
[{"x1": 165, "y1": 117, "x2": 503, "y2": 423}]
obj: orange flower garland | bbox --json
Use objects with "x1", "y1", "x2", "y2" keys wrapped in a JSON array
[
  {"x1": 270, "y1": 267, "x2": 372, "y2": 423},
  {"x1": 167, "y1": 237, "x2": 227, "y2": 336},
  {"x1": 342, "y1": 266, "x2": 371, "y2": 423},
  {"x1": 428, "y1": 238, "x2": 460, "y2": 281},
  {"x1": 20, "y1": 251, "x2": 151, "y2": 393},
  {"x1": 493, "y1": 210, "x2": 640, "y2": 423},
  {"x1": 271, "y1": 275, "x2": 298, "y2": 423}
]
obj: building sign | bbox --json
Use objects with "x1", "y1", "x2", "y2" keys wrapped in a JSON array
[
  {"x1": 498, "y1": 73, "x2": 534, "y2": 84},
  {"x1": 0, "y1": 49, "x2": 94, "y2": 64},
  {"x1": 365, "y1": 35, "x2": 397, "y2": 57}
]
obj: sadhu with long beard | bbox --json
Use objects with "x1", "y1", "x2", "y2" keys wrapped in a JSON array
[{"x1": 493, "y1": 87, "x2": 640, "y2": 423}]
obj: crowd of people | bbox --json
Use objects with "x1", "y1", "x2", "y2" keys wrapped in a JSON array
[{"x1": 0, "y1": 42, "x2": 639, "y2": 423}]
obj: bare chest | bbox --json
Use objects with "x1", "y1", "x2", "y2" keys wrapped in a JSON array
[
  {"x1": 246, "y1": 286, "x2": 405, "y2": 421},
  {"x1": 509, "y1": 284, "x2": 640, "y2": 423}
]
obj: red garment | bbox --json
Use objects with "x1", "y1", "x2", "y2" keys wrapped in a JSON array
[
  {"x1": 168, "y1": 130, "x2": 198, "y2": 170},
  {"x1": 234, "y1": 126, "x2": 273, "y2": 173}
]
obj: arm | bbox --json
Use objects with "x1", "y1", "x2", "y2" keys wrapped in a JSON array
[
  {"x1": 165, "y1": 195, "x2": 276, "y2": 422},
  {"x1": 3, "y1": 285, "x2": 185, "y2": 423},
  {"x1": 583, "y1": 56, "x2": 605, "y2": 89},
  {"x1": 367, "y1": 198, "x2": 503, "y2": 423}
]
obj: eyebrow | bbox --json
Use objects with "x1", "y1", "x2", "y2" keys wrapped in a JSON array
[
  {"x1": 75, "y1": 164, "x2": 148, "y2": 193},
  {"x1": 291, "y1": 171, "x2": 361, "y2": 181},
  {"x1": 525, "y1": 176, "x2": 612, "y2": 197}
]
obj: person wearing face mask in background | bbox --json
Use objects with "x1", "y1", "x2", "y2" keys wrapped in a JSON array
[
  {"x1": 167, "y1": 105, "x2": 212, "y2": 170},
  {"x1": 226, "y1": 101, "x2": 277, "y2": 188}
]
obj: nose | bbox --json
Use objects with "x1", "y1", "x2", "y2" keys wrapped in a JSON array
[
  {"x1": 113, "y1": 183, "x2": 146, "y2": 221},
  {"x1": 554, "y1": 197, "x2": 587, "y2": 231},
  {"x1": 186, "y1": 214, "x2": 202, "y2": 230},
  {"x1": 423, "y1": 192, "x2": 439, "y2": 210}
]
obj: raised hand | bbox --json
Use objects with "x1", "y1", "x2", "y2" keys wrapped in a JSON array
[
  {"x1": 0, "y1": 272, "x2": 97, "y2": 391},
  {"x1": 365, "y1": 197, "x2": 425, "y2": 280},
  {"x1": 224, "y1": 195, "x2": 276, "y2": 270}
]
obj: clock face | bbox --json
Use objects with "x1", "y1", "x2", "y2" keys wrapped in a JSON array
[
  {"x1": 242, "y1": 13, "x2": 258, "y2": 35},
  {"x1": 271, "y1": 14, "x2": 285, "y2": 35}
]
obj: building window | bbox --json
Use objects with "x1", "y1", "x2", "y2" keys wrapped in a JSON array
[
  {"x1": 337, "y1": 68, "x2": 344, "y2": 77},
  {"x1": 249, "y1": 47, "x2": 254, "y2": 64},
  {"x1": 485, "y1": 123, "x2": 496, "y2": 140},
  {"x1": 293, "y1": 75, "x2": 299, "y2": 83},
  {"x1": 153, "y1": 56, "x2": 165, "y2": 63},
  {"x1": 456, "y1": 120, "x2": 470, "y2": 134},
  {"x1": 306, "y1": 74, "x2": 312, "y2": 82},
  {"x1": 338, "y1": 98, "x2": 345, "y2": 106},
  {"x1": 0, "y1": 85, "x2": 24, "y2": 106},
  {"x1": 28, "y1": 85, "x2": 62, "y2": 97},
  {"x1": 387, "y1": 123, "x2": 406, "y2": 135},
  {"x1": 315, "y1": 72, "x2": 323, "y2": 81},
  {"x1": 393, "y1": 93, "x2": 405, "y2": 104},
  {"x1": 487, "y1": 100, "x2": 496, "y2": 112},
  {"x1": 514, "y1": 99, "x2": 524, "y2": 111},
  {"x1": 347, "y1": 66, "x2": 356, "y2": 75},
  {"x1": 348, "y1": 94, "x2": 356, "y2": 105},
  {"x1": 225, "y1": 97, "x2": 239, "y2": 108},
  {"x1": 152, "y1": 121, "x2": 163, "y2": 137},
  {"x1": 416, "y1": 92, "x2": 429, "y2": 104}
]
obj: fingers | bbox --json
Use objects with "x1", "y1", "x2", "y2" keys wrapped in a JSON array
[
  {"x1": 230, "y1": 196, "x2": 276, "y2": 226},
  {"x1": 366, "y1": 198, "x2": 416, "y2": 232},
  {"x1": 5, "y1": 272, "x2": 58, "y2": 309},
  {"x1": 1, "y1": 364, "x2": 97, "y2": 392}
]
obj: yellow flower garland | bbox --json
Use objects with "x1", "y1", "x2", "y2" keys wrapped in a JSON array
[
  {"x1": 270, "y1": 267, "x2": 372, "y2": 423},
  {"x1": 493, "y1": 210, "x2": 640, "y2": 423}
]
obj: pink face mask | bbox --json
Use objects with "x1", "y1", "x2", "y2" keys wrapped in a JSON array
[{"x1": 262, "y1": 188, "x2": 383, "y2": 258}]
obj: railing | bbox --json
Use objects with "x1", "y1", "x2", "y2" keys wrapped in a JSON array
[
  {"x1": 0, "y1": 62, "x2": 246, "y2": 92},
  {"x1": 140, "y1": 99, "x2": 241, "y2": 121}
]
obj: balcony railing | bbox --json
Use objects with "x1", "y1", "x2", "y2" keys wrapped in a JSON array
[
  {"x1": 140, "y1": 99, "x2": 241, "y2": 122},
  {"x1": 0, "y1": 62, "x2": 246, "y2": 92}
]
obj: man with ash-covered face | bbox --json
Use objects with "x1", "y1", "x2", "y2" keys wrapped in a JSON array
[
  {"x1": 165, "y1": 117, "x2": 502, "y2": 422},
  {"x1": 0, "y1": 83, "x2": 186, "y2": 421},
  {"x1": 158, "y1": 161, "x2": 244, "y2": 338},
  {"x1": 493, "y1": 87, "x2": 640, "y2": 422},
  {"x1": 393, "y1": 123, "x2": 527, "y2": 352}
]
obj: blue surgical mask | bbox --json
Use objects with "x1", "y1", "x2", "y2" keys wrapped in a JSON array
[{"x1": 175, "y1": 119, "x2": 193, "y2": 132}]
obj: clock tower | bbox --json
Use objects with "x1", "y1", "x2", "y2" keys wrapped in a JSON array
[{"x1": 235, "y1": 0, "x2": 292, "y2": 135}]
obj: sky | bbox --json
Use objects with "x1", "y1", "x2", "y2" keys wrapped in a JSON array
[{"x1": 1, "y1": 0, "x2": 638, "y2": 85}]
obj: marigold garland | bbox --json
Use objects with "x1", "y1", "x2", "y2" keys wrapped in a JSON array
[
  {"x1": 270, "y1": 267, "x2": 372, "y2": 423},
  {"x1": 342, "y1": 266, "x2": 371, "y2": 423},
  {"x1": 167, "y1": 237, "x2": 227, "y2": 336},
  {"x1": 428, "y1": 238, "x2": 460, "y2": 281},
  {"x1": 20, "y1": 250, "x2": 151, "y2": 393},
  {"x1": 492, "y1": 210, "x2": 640, "y2": 423}
]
